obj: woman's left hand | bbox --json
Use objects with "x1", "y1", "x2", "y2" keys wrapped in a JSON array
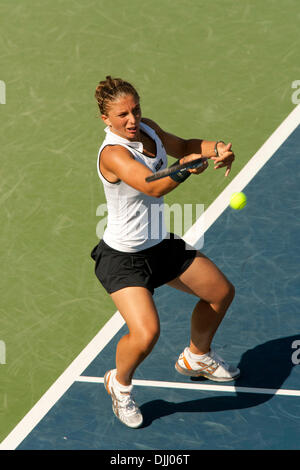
[{"x1": 210, "y1": 142, "x2": 235, "y2": 177}]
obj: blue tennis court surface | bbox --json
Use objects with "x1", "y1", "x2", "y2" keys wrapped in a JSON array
[{"x1": 17, "y1": 125, "x2": 300, "y2": 450}]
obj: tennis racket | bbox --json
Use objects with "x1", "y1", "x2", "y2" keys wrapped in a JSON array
[{"x1": 145, "y1": 157, "x2": 208, "y2": 182}]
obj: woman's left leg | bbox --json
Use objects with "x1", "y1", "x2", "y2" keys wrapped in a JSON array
[
  {"x1": 167, "y1": 251, "x2": 239, "y2": 381},
  {"x1": 168, "y1": 252, "x2": 235, "y2": 355}
]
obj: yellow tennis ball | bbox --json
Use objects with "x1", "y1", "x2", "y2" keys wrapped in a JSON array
[{"x1": 230, "y1": 192, "x2": 247, "y2": 210}]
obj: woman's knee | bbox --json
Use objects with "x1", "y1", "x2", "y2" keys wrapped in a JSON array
[
  {"x1": 226, "y1": 281, "x2": 235, "y2": 303},
  {"x1": 208, "y1": 279, "x2": 235, "y2": 308},
  {"x1": 132, "y1": 324, "x2": 160, "y2": 354},
  {"x1": 217, "y1": 280, "x2": 235, "y2": 307}
]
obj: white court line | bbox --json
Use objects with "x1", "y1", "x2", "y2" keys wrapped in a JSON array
[
  {"x1": 76, "y1": 376, "x2": 300, "y2": 397},
  {"x1": 0, "y1": 312, "x2": 125, "y2": 450},
  {"x1": 1, "y1": 103, "x2": 300, "y2": 450}
]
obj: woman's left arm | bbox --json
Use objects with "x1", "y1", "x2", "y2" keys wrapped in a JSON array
[{"x1": 142, "y1": 117, "x2": 235, "y2": 177}]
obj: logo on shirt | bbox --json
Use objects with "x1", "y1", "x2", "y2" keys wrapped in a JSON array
[{"x1": 155, "y1": 158, "x2": 164, "y2": 172}]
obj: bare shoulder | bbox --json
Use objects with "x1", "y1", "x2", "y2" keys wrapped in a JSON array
[
  {"x1": 100, "y1": 145, "x2": 134, "y2": 183},
  {"x1": 101, "y1": 144, "x2": 134, "y2": 165}
]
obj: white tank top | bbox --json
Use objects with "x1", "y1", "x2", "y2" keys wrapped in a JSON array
[{"x1": 96, "y1": 122, "x2": 168, "y2": 252}]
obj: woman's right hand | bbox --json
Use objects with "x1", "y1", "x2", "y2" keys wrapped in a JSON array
[{"x1": 179, "y1": 154, "x2": 209, "y2": 175}]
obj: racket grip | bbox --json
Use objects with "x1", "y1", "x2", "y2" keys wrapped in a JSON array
[
  {"x1": 189, "y1": 157, "x2": 208, "y2": 168},
  {"x1": 169, "y1": 160, "x2": 191, "y2": 182},
  {"x1": 170, "y1": 157, "x2": 207, "y2": 182},
  {"x1": 145, "y1": 157, "x2": 208, "y2": 182}
]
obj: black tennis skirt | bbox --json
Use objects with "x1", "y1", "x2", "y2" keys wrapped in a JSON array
[{"x1": 90, "y1": 233, "x2": 197, "y2": 295}]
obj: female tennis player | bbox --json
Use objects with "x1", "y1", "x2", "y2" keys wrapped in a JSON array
[{"x1": 91, "y1": 76, "x2": 239, "y2": 428}]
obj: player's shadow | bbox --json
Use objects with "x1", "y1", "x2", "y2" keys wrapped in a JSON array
[{"x1": 140, "y1": 335, "x2": 300, "y2": 427}]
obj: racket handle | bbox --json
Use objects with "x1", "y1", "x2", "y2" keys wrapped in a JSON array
[{"x1": 145, "y1": 157, "x2": 208, "y2": 182}]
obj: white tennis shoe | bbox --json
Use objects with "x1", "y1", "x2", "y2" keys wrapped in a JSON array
[
  {"x1": 175, "y1": 347, "x2": 240, "y2": 382},
  {"x1": 104, "y1": 369, "x2": 143, "y2": 428}
]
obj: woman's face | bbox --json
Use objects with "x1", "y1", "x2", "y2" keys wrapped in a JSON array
[{"x1": 101, "y1": 94, "x2": 142, "y2": 141}]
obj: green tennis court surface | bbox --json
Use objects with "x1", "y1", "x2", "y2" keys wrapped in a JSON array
[
  {"x1": 2, "y1": 116, "x2": 300, "y2": 450},
  {"x1": 1, "y1": 0, "x2": 300, "y2": 449}
]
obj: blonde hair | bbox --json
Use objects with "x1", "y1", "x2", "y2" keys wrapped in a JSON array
[{"x1": 95, "y1": 75, "x2": 140, "y2": 115}]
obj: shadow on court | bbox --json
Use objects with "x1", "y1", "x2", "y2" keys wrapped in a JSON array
[{"x1": 140, "y1": 335, "x2": 300, "y2": 427}]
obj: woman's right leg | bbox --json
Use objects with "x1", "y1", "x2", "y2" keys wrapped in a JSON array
[{"x1": 110, "y1": 286, "x2": 160, "y2": 386}]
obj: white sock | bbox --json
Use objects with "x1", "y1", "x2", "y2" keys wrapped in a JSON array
[
  {"x1": 187, "y1": 347, "x2": 210, "y2": 362},
  {"x1": 113, "y1": 374, "x2": 133, "y2": 394}
]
